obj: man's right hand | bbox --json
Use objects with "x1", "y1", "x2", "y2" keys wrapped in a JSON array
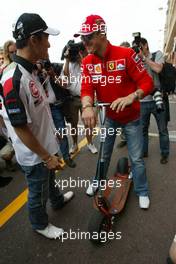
[
  {"x1": 45, "y1": 155, "x2": 64, "y2": 170},
  {"x1": 82, "y1": 107, "x2": 96, "y2": 129}
]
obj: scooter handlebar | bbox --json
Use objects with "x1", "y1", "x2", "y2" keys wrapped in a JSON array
[{"x1": 94, "y1": 102, "x2": 111, "y2": 107}]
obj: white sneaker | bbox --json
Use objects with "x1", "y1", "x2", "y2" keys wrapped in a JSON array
[
  {"x1": 69, "y1": 144, "x2": 78, "y2": 154},
  {"x1": 87, "y1": 144, "x2": 98, "y2": 154},
  {"x1": 139, "y1": 196, "x2": 150, "y2": 209},
  {"x1": 36, "y1": 223, "x2": 64, "y2": 239},
  {"x1": 86, "y1": 183, "x2": 98, "y2": 196},
  {"x1": 128, "y1": 171, "x2": 133, "y2": 179},
  {"x1": 63, "y1": 191, "x2": 74, "y2": 203}
]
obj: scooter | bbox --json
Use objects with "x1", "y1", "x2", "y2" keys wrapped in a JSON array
[{"x1": 88, "y1": 102, "x2": 132, "y2": 244}]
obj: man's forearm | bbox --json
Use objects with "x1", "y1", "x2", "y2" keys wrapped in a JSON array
[
  {"x1": 14, "y1": 124, "x2": 51, "y2": 161},
  {"x1": 145, "y1": 58, "x2": 163, "y2": 73}
]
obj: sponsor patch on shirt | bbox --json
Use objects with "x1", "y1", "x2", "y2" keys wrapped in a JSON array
[
  {"x1": 94, "y1": 64, "x2": 102, "y2": 74},
  {"x1": 86, "y1": 64, "x2": 94, "y2": 72},
  {"x1": 116, "y1": 59, "x2": 126, "y2": 71},
  {"x1": 132, "y1": 53, "x2": 141, "y2": 64},
  {"x1": 107, "y1": 61, "x2": 117, "y2": 72},
  {"x1": 86, "y1": 63, "x2": 102, "y2": 74},
  {"x1": 29, "y1": 80, "x2": 40, "y2": 98},
  {"x1": 8, "y1": 108, "x2": 21, "y2": 114}
]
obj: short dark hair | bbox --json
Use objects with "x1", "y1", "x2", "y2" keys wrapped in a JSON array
[
  {"x1": 120, "y1": 41, "x2": 130, "y2": 48},
  {"x1": 140, "y1": 38, "x2": 148, "y2": 45},
  {"x1": 16, "y1": 32, "x2": 44, "y2": 49}
]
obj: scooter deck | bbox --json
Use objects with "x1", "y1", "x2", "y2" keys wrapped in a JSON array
[{"x1": 94, "y1": 175, "x2": 132, "y2": 215}]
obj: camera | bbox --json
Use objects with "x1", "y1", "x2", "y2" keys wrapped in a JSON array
[
  {"x1": 132, "y1": 32, "x2": 142, "y2": 54},
  {"x1": 152, "y1": 89, "x2": 164, "y2": 112},
  {"x1": 42, "y1": 60, "x2": 52, "y2": 71},
  {"x1": 61, "y1": 40, "x2": 85, "y2": 62},
  {"x1": 36, "y1": 59, "x2": 52, "y2": 72}
]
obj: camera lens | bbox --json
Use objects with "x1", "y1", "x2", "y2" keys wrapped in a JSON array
[{"x1": 153, "y1": 90, "x2": 164, "y2": 112}]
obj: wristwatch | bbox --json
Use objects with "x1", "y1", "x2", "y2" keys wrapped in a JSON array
[{"x1": 133, "y1": 91, "x2": 139, "y2": 100}]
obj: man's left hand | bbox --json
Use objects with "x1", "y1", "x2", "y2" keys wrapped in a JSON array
[{"x1": 110, "y1": 94, "x2": 135, "y2": 113}]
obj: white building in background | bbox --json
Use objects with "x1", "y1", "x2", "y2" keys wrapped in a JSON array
[
  {"x1": 164, "y1": 0, "x2": 176, "y2": 63},
  {"x1": 164, "y1": 0, "x2": 176, "y2": 65}
]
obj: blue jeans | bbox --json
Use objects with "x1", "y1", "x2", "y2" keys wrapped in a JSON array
[
  {"x1": 95, "y1": 118, "x2": 149, "y2": 196},
  {"x1": 21, "y1": 163, "x2": 64, "y2": 230},
  {"x1": 50, "y1": 104, "x2": 70, "y2": 160},
  {"x1": 141, "y1": 101, "x2": 170, "y2": 157}
]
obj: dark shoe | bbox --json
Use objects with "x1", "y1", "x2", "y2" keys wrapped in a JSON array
[
  {"x1": 64, "y1": 158, "x2": 76, "y2": 168},
  {"x1": 52, "y1": 191, "x2": 75, "y2": 210},
  {"x1": 0, "y1": 176, "x2": 13, "y2": 188},
  {"x1": 160, "y1": 156, "x2": 168, "y2": 164},
  {"x1": 117, "y1": 141, "x2": 127, "y2": 148},
  {"x1": 143, "y1": 152, "x2": 148, "y2": 158}
]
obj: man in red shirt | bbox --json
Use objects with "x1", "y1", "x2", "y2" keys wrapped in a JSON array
[{"x1": 74, "y1": 15, "x2": 154, "y2": 209}]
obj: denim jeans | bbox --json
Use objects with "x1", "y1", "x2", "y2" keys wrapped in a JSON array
[
  {"x1": 94, "y1": 118, "x2": 149, "y2": 196},
  {"x1": 50, "y1": 104, "x2": 70, "y2": 160},
  {"x1": 140, "y1": 101, "x2": 170, "y2": 157},
  {"x1": 21, "y1": 163, "x2": 64, "y2": 230}
]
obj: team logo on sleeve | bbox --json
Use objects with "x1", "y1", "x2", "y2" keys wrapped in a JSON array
[
  {"x1": 107, "y1": 61, "x2": 117, "y2": 72},
  {"x1": 132, "y1": 53, "x2": 141, "y2": 63},
  {"x1": 137, "y1": 61, "x2": 145, "y2": 72},
  {"x1": 29, "y1": 80, "x2": 40, "y2": 98}
]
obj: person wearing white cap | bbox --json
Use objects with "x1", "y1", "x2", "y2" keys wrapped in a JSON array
[{"x1": 0, "y1": 13, "x2": 74, "y2": 239}]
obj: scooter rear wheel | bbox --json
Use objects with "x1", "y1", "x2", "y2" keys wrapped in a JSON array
[
  {"x1": 116, "y1": 157, "x2": 129, "y2": 175},
  {"x1": 88, "y1": 210, "x2": 112, "y2": 244}
]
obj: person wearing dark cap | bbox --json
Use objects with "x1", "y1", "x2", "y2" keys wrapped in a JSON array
[
  {"x1": 0, "y1": 13, "x2": 74, "y2": 239},
  {"x1": 76, "y1": 15, "x2": 154, "y2": 209}
]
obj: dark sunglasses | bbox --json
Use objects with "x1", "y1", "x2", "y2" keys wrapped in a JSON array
[{"x1": 81, "y1": 32, "x2": 97, "y2": 43}]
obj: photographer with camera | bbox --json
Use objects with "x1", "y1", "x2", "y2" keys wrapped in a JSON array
[
  {"x1": 36, "y1": 59, "x2": 76, "y2": 168},
  {"x1": 136, "y1": 37, "x2": 170, "y2": 164},
  {"x1": 62, "y1": 40, "x2": 98, "y2": 154}
]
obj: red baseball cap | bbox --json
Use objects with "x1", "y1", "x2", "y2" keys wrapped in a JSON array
[{"x1": 74, "y1": 14, "x2": 106, "y2": 37}]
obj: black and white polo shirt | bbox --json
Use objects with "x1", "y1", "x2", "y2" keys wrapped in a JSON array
[{"x1": 0, "y1": 55, "x2": 58, "y2": 166}]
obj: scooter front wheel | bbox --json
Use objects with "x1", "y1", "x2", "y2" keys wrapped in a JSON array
[{"x1": 88, "y1": 210, "x2": 113, "y2": 244}]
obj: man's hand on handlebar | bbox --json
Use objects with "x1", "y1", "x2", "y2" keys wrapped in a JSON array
[{"x1": 110, "y1": 93, "x2": 136, "y2": 113}]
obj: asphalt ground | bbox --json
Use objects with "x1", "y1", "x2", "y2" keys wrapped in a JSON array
[{"x1": 0, "y1": 95, "x2": 176, "y2": 264}]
